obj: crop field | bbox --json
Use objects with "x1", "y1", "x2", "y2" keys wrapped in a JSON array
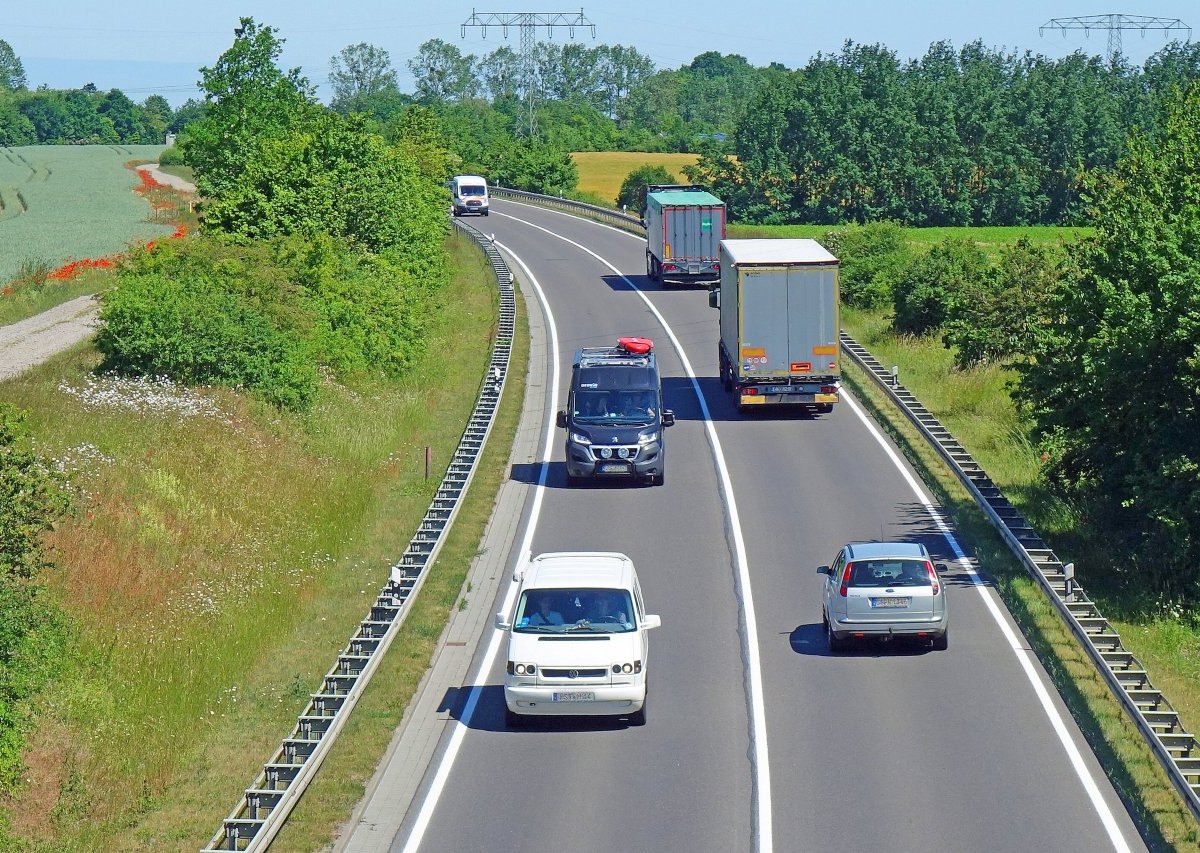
[
  {"x1": 571, "y1": 151, "x2": 700, "y2": 207},
  {"x1": 0, "y1": 145, "x2": 173, "y2": 284}
]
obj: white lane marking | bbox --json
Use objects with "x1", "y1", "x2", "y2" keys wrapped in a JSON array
[
  {"x1": 491, "y1": 210, "x2": 774, "y2": 853},
  {"x1": 399, "y1": 244, "x2": 560, "y2": 853},
  {"x1": 842, "y1": 392, "x2": 1132, "y2": 853}
]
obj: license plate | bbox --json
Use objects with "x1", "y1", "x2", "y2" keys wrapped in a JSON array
[
  {"x1": 553, "y1": 691, "x2": 595, "y2": 702},
  {"x1": 764, "y1": 386, "x2": 799, "y2": 394},
  {"x1": 871, "y1": 597, "x2": 910, "y2": 608},
  {"x1": 599, "y1": 463, "x2": 630, "y2": 473}
]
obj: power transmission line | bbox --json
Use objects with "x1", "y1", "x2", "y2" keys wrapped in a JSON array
[
  {"x1": 461, "y1": 9, "x2": 595, "y2": 137},
  {"x1": 1040, "y1": 14, "x2": 1191, "y2": 63}
]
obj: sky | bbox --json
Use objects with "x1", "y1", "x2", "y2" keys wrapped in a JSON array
[{"x1": 6, "y1": 1, "x2": 1197, "y2": 108}]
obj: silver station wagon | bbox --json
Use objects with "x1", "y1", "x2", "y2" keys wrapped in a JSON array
[{"x1": 818, "y1": 541, "x2": 949, "y2": 651}]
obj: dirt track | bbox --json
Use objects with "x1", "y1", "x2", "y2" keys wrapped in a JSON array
[{"x1": 0, "y1": 165, "x2": 195, "y2": 382}]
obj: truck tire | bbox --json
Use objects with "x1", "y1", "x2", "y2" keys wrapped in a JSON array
[
  {"x1": 646, "y1": 253, "x2": 657, "y2": 281},
  {"x1": 816, "y1": 403, "x2": 833, "y2": 414}
]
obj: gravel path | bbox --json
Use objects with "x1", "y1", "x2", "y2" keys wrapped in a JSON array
[{"x1": 0, "y1": 164, "x2": 195, "y2": 382}]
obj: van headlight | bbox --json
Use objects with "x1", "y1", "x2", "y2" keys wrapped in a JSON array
[
  {"x1": 611, "y1": 661, "x2": 642, "y2": 674},
  {"x1": 569, "y1": 432, "x2": 591, "y2": 446},
  {"x1": 638, "y1": 431, "x2": 658, "y2": 445},
  {"x1": 510, "y1": 662, "x2": 537, "y2": 675}
]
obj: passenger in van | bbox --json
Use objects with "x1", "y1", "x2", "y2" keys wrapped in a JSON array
[{"x1": 528, "y1": 594, "x2": 564, "y2": 626}]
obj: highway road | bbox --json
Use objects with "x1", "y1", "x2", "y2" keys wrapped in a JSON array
[{"x1": 339, "y1": 198, "x2": 1148, "y2": 852}]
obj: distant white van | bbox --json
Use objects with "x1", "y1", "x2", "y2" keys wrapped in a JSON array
[
  {"x1": 496, "y1": 552, "x2": 661, "y2": 727},
  {"x1": 450, "y1": 174, "x2": 489, "y2": 217}
]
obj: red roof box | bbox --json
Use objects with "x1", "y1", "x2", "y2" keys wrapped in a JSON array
[{"x1": 617, "y1": 336, "x2": 653, "y2": 354}]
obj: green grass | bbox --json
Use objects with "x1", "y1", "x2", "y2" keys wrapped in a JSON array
[
  {"x1": 0, "y1": 231, "x2": 510, "y2": 850},
  {"x1": 0, "y1": 145, "x2": 173, "y2": 285},
  {"x1": 0, "y1": 264, "x2": 114, "y2": 326}
]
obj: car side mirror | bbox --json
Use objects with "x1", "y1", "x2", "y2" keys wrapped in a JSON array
[
  {"x1": 555, "y1": 410, "x2": 567, "y2": 428},
  {"x1": 661, "y1": 410, "x2": 675, "y2": 427},
  {"x1": 495, "y1": 613, "x2": 511, "y2": 630},
  {"x1": 708, "y1": 288, "x2": 720, "y2": 310},
  {"x1": 642, "y1": 614, "x2": 662, "y2": 630},
  {"x1": 817, "y1": 565, "x2": 831, "y2": 575}
]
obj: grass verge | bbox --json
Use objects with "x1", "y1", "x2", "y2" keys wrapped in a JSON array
[{"x1": 0, "y1": 230, "x2": 513, "y2": 850}]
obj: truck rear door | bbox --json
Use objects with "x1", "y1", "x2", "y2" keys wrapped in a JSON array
[{"x1": 787, "y1": 265, "x2": 839, "y2": 375}]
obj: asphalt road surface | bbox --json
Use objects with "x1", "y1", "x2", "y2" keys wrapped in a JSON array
[{"x1": 338, "y1": 199, "x2": 1148, "y2": 853}]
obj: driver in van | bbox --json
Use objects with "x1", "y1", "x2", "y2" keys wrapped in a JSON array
[{"x1": 588, "y1": 594, "x2": 626, "y2": 623}]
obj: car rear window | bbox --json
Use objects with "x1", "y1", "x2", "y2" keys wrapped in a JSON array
[{"x1": 846, "y1": 559, "x2": 930, "y2": 588}]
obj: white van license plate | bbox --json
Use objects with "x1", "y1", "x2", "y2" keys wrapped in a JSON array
[{"x1": 553, "y1": 691, "x2": 595, "y2": 702}]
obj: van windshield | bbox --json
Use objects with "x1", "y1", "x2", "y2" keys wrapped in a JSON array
[
  {"x1": 514, "y1": 589, "x2": 636, "y2": 633},
  {"x1": 459, "y1": 185, "x2": 486, "y2": 197},
  {"x1": 572, "y1": 390, "x2": 657, "y2": 423}
]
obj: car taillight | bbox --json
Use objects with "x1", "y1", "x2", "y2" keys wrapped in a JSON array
[
  {"x1": 840, "y1": 562, "x2": 854, "y2": 597},
  {"x1": 925, "y1": 561, "x2": 940, "y2": 595}
]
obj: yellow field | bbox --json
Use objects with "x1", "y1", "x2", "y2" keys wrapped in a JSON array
[{"x1": 571, "y1": 151, "x2": 701, "y2": 207}]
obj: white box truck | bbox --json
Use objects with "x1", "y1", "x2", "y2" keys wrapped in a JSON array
[
  {"x1": 643, "y1": 185, "x2": 725, "y2": 286},
  {"x1": 710, "y1": 239, "x2": 841, "y2": 414}
]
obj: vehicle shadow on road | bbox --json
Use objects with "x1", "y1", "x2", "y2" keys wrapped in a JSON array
[
  {"x1": 663, "y1": 376, "x2": 831, "y2": 424},
  {"x1": 788, "y1": 623, "x2": 936, "y2": 657},
  {"x1": 444, "y1": 685, "x2": 641, "y2": 732},
  {"x1": 509, "y1": 461, "x2": 655, "y2": 489}
]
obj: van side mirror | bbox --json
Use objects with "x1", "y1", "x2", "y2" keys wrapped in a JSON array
[
  {"x1": 555, "y1": 410, "x2": 567, "y2": 428},
  {"x1": 642, "y1": 614, "x2": 662, "y2": 630},
  {"x1": 817, "y1": 565, "x2": 831, "y2": 575},
  {"x1": 495, "y1": 613, "x2": 511, "y2": 630},
  {"x1": 661, "y1": 411, "x2": 675, "y2": 427},
  {"x1": 708, "y1": 288, "x2": 720, "y2": 310}
]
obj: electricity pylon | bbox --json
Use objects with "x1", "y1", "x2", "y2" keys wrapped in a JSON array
[
  {"x1": 1040, "y1": 14, "x2": 1191, "y2": 63},
  {"x1": 462, "y1": 9, "x2": 596, "y2": 138}
]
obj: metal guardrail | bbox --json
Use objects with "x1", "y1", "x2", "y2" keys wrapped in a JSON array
[
  {"x1": 840, "y1": 331, "x2": 1200, "y2": 822},
  {"x1": 489, "y1": 185, "x2": 645, "y2": 233},
  {"x1": 202, "y1": 221, "x2": 516, "y2": 852}
]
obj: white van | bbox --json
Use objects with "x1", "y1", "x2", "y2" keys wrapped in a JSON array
[
  {"x1": 450, "y1": 174, "x2": 489, "y2": 216},
  {"x1": 496, "y1": 552, "x2": 661, "y2": 726}
]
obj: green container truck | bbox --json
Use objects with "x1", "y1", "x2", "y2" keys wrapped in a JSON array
[{"x1": 643, "y1": 184, "x2": 726, "y2": 287}]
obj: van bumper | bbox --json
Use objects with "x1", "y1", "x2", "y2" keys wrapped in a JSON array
[{"x1": 504, "y1": 683, "x2": 646, "y2": 717}]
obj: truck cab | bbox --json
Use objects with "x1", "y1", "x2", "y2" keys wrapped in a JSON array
[{"x1": 556, "y1": 337, "x2": 674, "y2": 486}]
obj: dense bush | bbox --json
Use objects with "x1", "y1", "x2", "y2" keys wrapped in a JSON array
[
  {"x1": 821, "y1": 222, "x2": 911, "y2": 308},
  {"x1": 0, "y1": 404, "x2": 70, "y2": 799},
  {"x1": 157, "y1": 145, "x2": 184, "y2": 166},
  {"x1": 891, "y1": 237, "x2": 989, "y2": 335},
  {"x1": 942, "y1": 238, "x2": 1061, "y2": 368}
]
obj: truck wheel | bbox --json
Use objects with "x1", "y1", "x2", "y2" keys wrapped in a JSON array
[{"x1": 816, "y1": 404, "x2": 833, "y2": 414}]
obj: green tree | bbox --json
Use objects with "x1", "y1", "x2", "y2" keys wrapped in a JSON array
[
  {"x1": 139, "y1": 94, "x2": 173, "y2": 142},
  {"x1": 1016, "y1": 81, "x2": 1200, "y2": 597},
  {"x1": 184, "y1": 17, "x2": 316, "y2": 202},
  {"x1": 330, "y1": 43, "x2": 400, "y2": 115},
  {"x1": 409, "y1": 39, "x2": 478, "y2": 103},
  {"x1": 616, "y1": 163, "x2": 677, "y2": 210},
  {"x1": 98, "y1": 88, "x2": 144, "y2": 142},
  {"x1": 0, "y1": 39, "x2": 24, "y2": 91}
]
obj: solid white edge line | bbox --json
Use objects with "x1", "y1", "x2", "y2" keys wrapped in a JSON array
[
  {"x1": 399, "y1": 242, "x2": 560, "y2": 853},
  {"x1": 491, "y1": 210, "x2": 774, "y2": 853},
  {"x1": 841, "y1": 392, "x2": 1132, "y2": 853}
]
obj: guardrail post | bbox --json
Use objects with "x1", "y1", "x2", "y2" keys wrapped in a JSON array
[
  {"x1": 891, "y1": 365, "x2": 900, "y2": 388},
  {"x1": 1064, "y1": 561, "x2": 1075, "y2": 601}
]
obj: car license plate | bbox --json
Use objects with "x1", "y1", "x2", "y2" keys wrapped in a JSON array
[
  {"x1": 871, "y1": 597, "x2": 910, "y2": 608},
  {"x1": 599, "y1": 463, "x2": 630, "y2": 473},
  {"x1": 553, "y1": 691, "x2": 595, "y2": 702}
]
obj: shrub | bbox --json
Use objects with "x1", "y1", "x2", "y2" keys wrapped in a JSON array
[
  {"x1": 157, "y1": 145, "x2": 184, "y2": 166},
  {"x1": 96, "y1": 241, "x2": 319, "y2": 409},
  {"x1": 892, "y1": 237, "x2": 989, "y2": 336},
  {"x1": 821, "y1": 221, "x2": 911, "y2": 308}
]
